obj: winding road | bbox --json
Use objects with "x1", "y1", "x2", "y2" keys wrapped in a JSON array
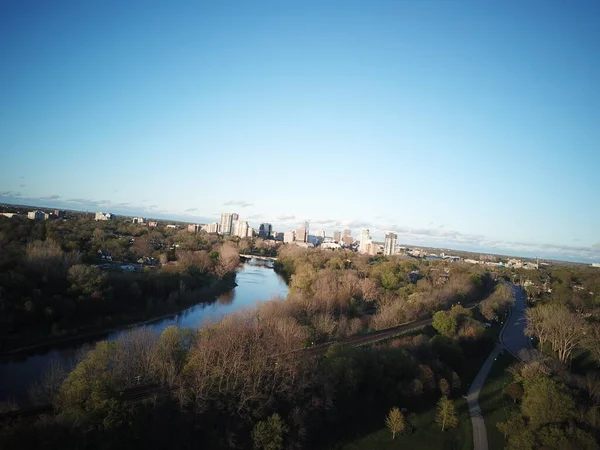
[{"x1": 467, "y1": 285, "x2": 531, "y2": 450}]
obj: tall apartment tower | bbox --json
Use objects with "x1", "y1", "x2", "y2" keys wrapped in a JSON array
[
  {"x1": 296, "y1": 222, "x2": 309, "y2": 243},
  {"x1": 343, "y1": 229, "x2": 351, "y2": 237},
  {"x1": 384, "y1": 232, "x2": 397, "y2": 256},
  {"x1": 333, "y1": 231, "x2": 341, "y2": 242},
  {"x1": 259, "y1": 223, "x2": 272, "y2": 238},
  {"x1": 220, "y1": 212, "x2": 233, "y2": 235},
  {"x1": 358, "y1": 228, "x2": 371, "y2": 254}
]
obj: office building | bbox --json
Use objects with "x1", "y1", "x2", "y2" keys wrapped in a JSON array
[
  {"x1": 333, "y1": 231, "x2": 341, "y2": 242},
  {"x1": 316, "y1": 230, "x2": 325, "y2": 239},
  {"x1": 259, "y1": 223, "x2": 272, "y2": 238},
  {"x1": 54, "y1": 210, "x2": 66, "y2": 219},
  {"x1": 233, "y1": 220, "x2": 249, "y2": 238},
  {"x1": 342, "y1": 235, "x2": 353, "y2": 247},
  {"x1": 232, "y1": 213, "x2": 239, "y2": 221},
  {"x1": 205, "y1": 222, "x2": 219, "y2": 233},
  {"x1": 28, "y1": 210, "x2": 43, "y2": 220},
  {"x1": 358, "y1": 228, "x2": 371, "y2": 253},
  {"x1": 384, "y1": 232, "x2": 397, "y2": 256},
  {"x1": 247, "y1": 227, "x2": 254, "y2": 238},
  {"x1": 284, "y1": 231, "x2": 295, "y2": 243},
  {"x1": 95, "y1": 212, "x2": 115, "y2": 221},
  {"x1": 344, "y1": 229, "x2": 352, "y2": 237},
  {"x1": 220, "y1": 212, "x2": 234, "y2": 235},
  {"x1": 296, "y1": 222, "x2": 309, "y2": 243},
  {"x1": 187, "y1": 224, "x2": 201, "y2": 233},
  {"x1": 132, "y1": 217, "x2": 145, "y2": 224}
]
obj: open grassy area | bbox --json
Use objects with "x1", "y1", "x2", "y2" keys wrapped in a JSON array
[
  {"x1": 478, "y1": 351, "x2": 517, "y2": 450},
  {"x1": 329, "y1": 397, "x2": 473, "y2": 450}
]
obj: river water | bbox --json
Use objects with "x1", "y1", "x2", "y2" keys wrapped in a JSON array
[{"x1": 0, "y1": 259, "x2": 288, "y2": 406}]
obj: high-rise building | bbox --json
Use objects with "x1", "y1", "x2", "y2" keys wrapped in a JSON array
[
  {"x1": 205, "y1": 222, "x2": 219, "y2": 233},
  {"x1": 27, "y1": 210, "x2": 44, "y2": 220},
  {"x1": 343, "y1": 229, "x2": 351, "y2": 237},
  {"x1": 384, "y1": 232, "x2": 397, "y2": 256},
  {"x1": 54, "y1": 210, "x2": 66, "y2": 219},
  {"x1": 333, "y1": 231, "x2": 341, "y2": 242},
  {"x1": 247, "y1": 227, "x2": 254, "y2": 238},
  {"x1": 316, "y1": 230, "x2": 325, "y2": 239},
  {"x1": 284, "y1": 231, "x2": 295, "y2": 243},
  {"x1": 342, "y1": 235, "x2": 353, "y2": 247},
  {"x1": 95, "y1": 212, "x2": 115, "y2": 221},
  {"x1": 232, "y1": 213, "x2": 239, "y2": 221},
  {"x1": 358, "y1": 228, "x2": 371, "y2": 253},
  {"x1": 233, "y1": 220, "x2": 249, "y2": 238},
  {"x1": 187, "y1": 224, "x2": 201, "y2": 233},
  {"x1": 296, "y1": 222, "x2": 309, "y2": 243},
  {"x1": 259, "y1": 223, "x2": 272, "y2": 238},
  {"x1": 220, "y1": 212, "x2": 233, "y2": 235}
]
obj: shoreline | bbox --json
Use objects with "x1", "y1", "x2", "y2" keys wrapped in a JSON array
[{"x1": 0, "y1": 276, "x2": 238, "y2": 358}]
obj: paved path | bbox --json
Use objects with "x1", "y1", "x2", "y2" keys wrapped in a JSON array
[
  {"x1": 501, "y1": 285, "x2": 533, "y2": 360},
  {"x1": 467, "y1": 284, "x2": 531, "y2": 450},
  {"x1": 467, "y1": 344, "x2": 504, "y2": 450}
]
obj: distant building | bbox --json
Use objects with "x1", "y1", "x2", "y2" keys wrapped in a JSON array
[
  {"x1": 284, "y1": 230, "x2": 295, "y2": 243},
  {"x1": 367, "y1": 242, "x2": 380, "y2": 256},
  {"x1": 333, "y1": 231, "x2": 341, "y2": 242},
  {"x1": 321, "y1": 242, "x2": 341, "y2": 249},
  {"x1": 205, "y1": 222, "x2": 219, "y2": 234},
  {"x1": 95, "y1": 212, "x2": 115, "y2": 221},
  {"x1": 343, "y1": 229, "x2": 352, "y2": 237},
  {"x1": 132, "y1": 217, "x2": 145, "y2": 224},
  {"x1": 272, "y1": 232, "x2": 284, "y2": 241},
  {"x1": 358, "y1": 228, "x2": 371, "y2": 253},
  {"x1": 220, "y1": 212, "x2": 234, "y2": 235},
  {"x1": 1, "y1": 212, "x2": 18, "y2": 218},
  {"x1": 54, "y1": 210, "x2": 66, "y2": 219},
  {"x1": 166, "y1": 224, "x2": 177, "y2": 229},
  {"x1": 232, "y1": 213, "x2": 239, "y2": 221},
  {"x1": 384, "y1": 232, "x2": 397, "y2": 256},
  {"x1": 187, "y1": 224, "x2": 201, "y2": 233},
  {"x1": 233, "y1": 220, "x2": 249, "y2": 238},
  {"x1": 259, "y1": 223, "x2": 272, "y2": 238},
  {"x1": 342, "y1": 235, "x2": 353, "y2": 247},
  {"x1": 247, "y1": 227, "x2": 254, "y2": 238},
  {"x1": 592, "y1": 263, "x2": 600, "y2": 268},
  {"x1": 43, "y1": 212, "x2": 56, "y2": 220},
  {"x1": 296, "y1": 222, "x2": 309, "y2": 243},
  {"x1": 28, "y1": 210, "x2": 44, "y2": 220},
  {"x1": 316, "y1": 230, "x2": 325, "y2": 239},
  {"x1": 148, "y1": 221, "x2": 158, "y2": 227}
]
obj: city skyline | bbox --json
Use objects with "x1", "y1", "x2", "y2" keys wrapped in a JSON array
[{"x1": 1, "y1": 2, "x2": 599, "y2": 263}]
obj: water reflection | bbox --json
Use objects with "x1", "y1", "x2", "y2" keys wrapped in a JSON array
[{"x1": 0, "y1": 260, "x2": 288, "y2": 406}]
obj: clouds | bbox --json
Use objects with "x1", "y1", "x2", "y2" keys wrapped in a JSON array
[
  {"x1": 277, "y1": 214, "x2": 296, "y2": 221},
  {"x1": 223, "y1": 200, "x2": 253, "y2": 208},
  {"x1": 185, "y1": 207, "x2": 198, "y2": 212},
  {"x1": 41, "y1": 194, "x2": 61, "y2": 200}
]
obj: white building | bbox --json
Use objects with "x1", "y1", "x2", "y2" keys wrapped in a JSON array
[
  {"x1": 204, "y1": 222, "x2": 219, "y2": 234},
  {"x1": 232, "y1": 220, "x2": 249, "y2": 238},
  {"x1": 95, "y1": 212, "x2": 115, "y2": 221},
  {"x1": 358, "y1": 228, "x2": 371, "y2": 253},
  {"x1": 316, "y1": 230, "x2": 325, "y2": 239},
  {"x1": 132, "y1": 217, "x2": 145, "y2": 224},
  {"x1": 284, "y1": 230, "x2": 295, "y2": 243},
  {"x1": 384, "y1": 232, "x2": 397, "y2": 256},
  {"x1": 166, "y1": 224, "x2": 177, "y2": 229},
  {"x1": 247, "y1": 227, "x2": 254, "y2": 238},
  {"x1": 321, "y1": 242, "x2": 341, "y2": 249},
  {"x1": 27, "y1": 210, "x2": 44, "y2": 220},
  {"x1": 220, "y1": 212, "x2": 233, "y2": 235},
  {"x1": 592, "y1": 263, "x2": 600, "y2": 268}
]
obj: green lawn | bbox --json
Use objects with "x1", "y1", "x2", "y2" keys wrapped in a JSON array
[
  {"x1": 478, "y1": 351, "x2": 517, "y2": 450},
  {"x1": 330, "y1": 397, "x2": 473, "y2": 450}
]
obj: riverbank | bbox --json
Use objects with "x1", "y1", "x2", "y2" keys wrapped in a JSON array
[{"x1": 0, "y1": 274, "x2": 237, "y2": 357}]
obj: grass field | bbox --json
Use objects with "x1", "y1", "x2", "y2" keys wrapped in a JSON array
[
  {"x1": 478, "y1": 351, "x2": 517, "y2": 450},
  {"x1": 330, "y1": 396, "x2": 473, "y2": 450}
]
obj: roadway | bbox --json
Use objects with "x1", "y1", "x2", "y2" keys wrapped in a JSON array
[{"x1": 467, "y1": 285, "x2": 531, "y2": 450}]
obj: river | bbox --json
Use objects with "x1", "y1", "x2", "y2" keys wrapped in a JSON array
[{"x1": 0, "y1": 259, "x2": 288, "y2": 407}]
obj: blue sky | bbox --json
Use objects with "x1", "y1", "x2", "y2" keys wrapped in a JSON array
[{"x1": 1, "y1": 1, "x2": 599, "y2": 262}]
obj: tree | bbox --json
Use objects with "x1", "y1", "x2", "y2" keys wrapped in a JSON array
[
  {"x1": 521, "y1": 377, "x2": 575, "y2": 429},
  {"x1": 526, "y1": 303, "x2": 584, "y2": 363},
  {"x1": 252, "y1": 413, "x2": 287, "y2": 450},
  {"x1": 436, "y1": 395, "x2": 458, "y2": 431},
  {"x1": 385, "y1": 407, "x2": 405, "y2": 439},
  {"x1": 505, "y1": 382, "x2": 524, "y2": 403},
  {"x1": 439, "y1": 378, "x2": 450, "y2": 396},
  {"x1": 432, "y1": 311, "x2": 457, "y2": 338},
  {"x1": 68, "y1": 264, "x2": 105, "y2": 296}
]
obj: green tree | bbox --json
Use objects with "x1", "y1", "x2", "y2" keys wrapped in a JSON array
[
  {"x1": 68, "y1": 264, "x2": 105, "y2": 296},
  {"x1": 522, "y1": 377, "x2": 575, "y2": 429},
  {"x1": 432, "y1": 311, "x2": 458, "y2": 338},
  {"x1": 252, "y1": 413, "x2": 287, "y2": 450},
  {"x1": 436, "y1": 395, "x2": 458, "y2": 431},
  {"x1": 385, "y1": 407, "x2": 405, "y2": 439}
]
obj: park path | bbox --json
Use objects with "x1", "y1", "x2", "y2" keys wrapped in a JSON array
[{"x1": 467, "y1": 284, "x2": 530, "y2": 450}]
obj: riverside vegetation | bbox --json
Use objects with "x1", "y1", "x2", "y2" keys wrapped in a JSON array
[
  {"x1": 0, "y1": 233, "x2": 522, "y2": 449},
  {"x1": 0, "y1": 213, "x2": 241, "y2": 351}
]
